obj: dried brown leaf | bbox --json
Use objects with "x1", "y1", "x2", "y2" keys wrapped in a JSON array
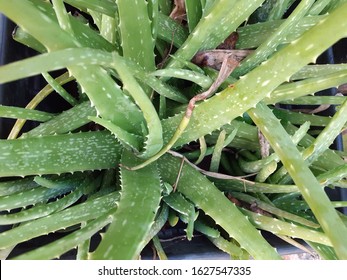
[{"x1": 170, "y1": 0, "x2": 186, "y2": 23}]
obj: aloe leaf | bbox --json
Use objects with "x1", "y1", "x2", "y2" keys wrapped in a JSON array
[
  {"x1": 241, "y1": 209, "x2": 331, "y2": 247},
  {"x1": 0, "y1": 178, "x2": 38, "y2": 197},
  {"x1": 100, "y1": 13, "x2": 117, "y2": 45},
  {"x1": 0, "y1": 191, "x2": 120, "y2": 250},
  {"x1": 41, "y1": 72, "x2": 77, "y2": 106},
  {"x1": 210, "y1": 129, "x2": 226, "y2": 172},
  {"x1": 273, "y1": 108, "x2": 335, "y2": 127},
  {"x1": 148, "y1": 0, "x2": 159, "y2": 41},
  {"x1": 1, "y1": 0, "x2": 346, "y2": 260},
  {"x1": 184, "y1": 144, "x2": 212, "y2": 161},
  {"x1": 157, "y1": 13, "x2": 189, "y2": 47},
  {"x1": 267, "y1": 70, "x2": 347, "y2": 105},
  {"x1": 158, "y1": 0, "x2": 171, "y2": 15},
  {"x1": 76, "y1": 222, "x2": 91, "y2": 260},
  {"x1": 144, "y1": 203, "x2": 169, "y2": 246},
  {"x1": 171, "y1": 54, "x2": 206, "y2": 74},
  {"x1": 291, "y1": 64, "x2": 347, "y2": 80},
  {"x1": 201, "y1": 0, "x2": 215, "y2": 15},
  {"x1": 0, "y1": 105, "x2": 54, "y2": 122},
  {"x1": 207, "y1": 236, "x2": 244, "y2": 258},
  {"x1": 0, "y1": 50, "x2": 82, "y2": 84},
  {"x1": 110, "y1": 53, "x2": 163, "y2": 158},
  {"x1": 21, "y1": 101, "x2": 95, "y2": 138},
  {"x1": 91, "y1": 150, "x2": 161, "y2": 260},
  {"x1": 332, "y1": 202, "x2": 347, "y2": 208},
  {"x1": 195, "y1": 136, "x2": 207, "y2": 165},
  {"x1": 277, "y1": 201, "x2": 310, "y2": 215},
  {"x1": 193, "y1": 219, "x2": 220, "y2": 238},
  {"x1": 151, "y1": 69, "x2": 212, "y2": 88},
  {"x1": 317, "y1": 164, "x2": 347, "y2": 186},
  {"x1": 0, "y1": 131, "x2": 121, "y2": 177},
  {"x1": 219, "y1": 153, "x2": 236, "y2": 175},
  {"x1": 143, "y1": 76, "x2": 188, "y2": 103},
  {"x1": 280, "y1": 96, "x2": 346, "y2": 106},
  {"x1": 117, "y1": 0, "x2": 155, "y2": 72},
  {"x1": 33, "y1": 173, "x2": 83, "y2": 189},
  {"x1": 13, "y1": 26, "x2": 46, "y2": 53},
  {"x1": 255, "y1": 161, "x2": 277, "y2": 183},
  {"x1": 89, "y1": 116, "x2": 143, "y2": 153},
  {"x1": 248, "y1": 102, "x2": 347, "y2": 259},
  {"x1": 52, "y1": 0, "x2": 74, "y2": 34},
  {"x1": 158, "y1": 154, "x2": 282, "y2": 260},
  {"x1": 163, "y1": 192, "x2": 194, "y2": 218},
  {"x1": 304, "y1": 98, "x2": 347, "y2": 164},
  {"x1": 163, "y1": 192, "x2": 196, "y2": 240},
  {"x1": 185, "y1": 0, "x2": 202, "y2": 32},
  {"x1": 272, "y1": 192, "x2": 304, "y2": 206}
]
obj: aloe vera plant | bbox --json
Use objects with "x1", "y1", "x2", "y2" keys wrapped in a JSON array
[{"x1": 1, "y1": 0, "x2": 347, "y2": 260}]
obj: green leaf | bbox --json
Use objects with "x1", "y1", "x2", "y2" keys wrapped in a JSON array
[
  {"x1": 0, "y1": 131, "x2": 121, "y2": 177},
  {"x1": 90, "y1": 150, "x2": 162, "y2": 259},
  {"x1": 117, "y1": 0, "x2": 155, "y2": 72}
]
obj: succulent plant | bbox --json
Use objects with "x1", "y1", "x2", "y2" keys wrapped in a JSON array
[{"x1": 1, "y1": 0, "x2": 347, "y2": 260}]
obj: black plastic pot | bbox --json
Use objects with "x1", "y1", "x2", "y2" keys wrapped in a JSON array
[{"x1": 1, "y1": 15, "x2": 347, "y2": 259}]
